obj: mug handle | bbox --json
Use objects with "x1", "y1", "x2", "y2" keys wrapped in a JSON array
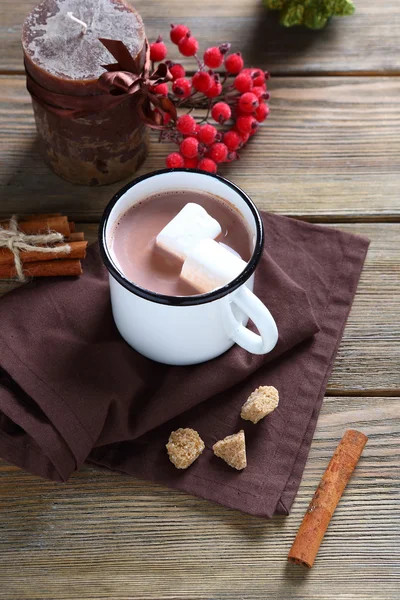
[{"x1": 223, "y1": 286, "x2": 278, "y2": 355}]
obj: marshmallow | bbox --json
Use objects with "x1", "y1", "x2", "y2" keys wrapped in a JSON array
[
  {"x1": 219, "y1": 242, "x2": 242, "y2": 260},
  {"x1": 156, "y1": 203, "x2": 222, "y2": 262},
  {"x1": 181, "y1": 238, "x2": 247, "y2": 293}
]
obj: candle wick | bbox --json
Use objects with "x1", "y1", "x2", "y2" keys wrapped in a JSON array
[{"x1": 66, "y1": 12, "x2": 88, "y2": 35}]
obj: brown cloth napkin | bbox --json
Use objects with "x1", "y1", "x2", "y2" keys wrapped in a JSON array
[{"x1": 0, "y1": 213, "x2": 369, "y2": 517}]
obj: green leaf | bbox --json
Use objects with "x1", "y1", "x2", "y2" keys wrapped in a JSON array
[
  {"x1": 264, "y1": 0, "x2": 355, "y2": 28},
  {"x1": 280, "y1": 3, "x2": 305, "y2": 27},
  {"x1": 264, "y1": 0, "x2": 286, "y2": 9},
  {"x1": 334, "y1": 0, "x2": 355, "y2": 16}
]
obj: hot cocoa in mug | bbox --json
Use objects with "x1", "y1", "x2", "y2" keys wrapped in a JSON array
[{"x1": 100, "y1": 169, "x2": 278, "y2": 365}]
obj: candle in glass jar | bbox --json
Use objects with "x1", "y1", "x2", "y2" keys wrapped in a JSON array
[{"x1": 22, "y1": 0, "x2": 149, "y2": 186}]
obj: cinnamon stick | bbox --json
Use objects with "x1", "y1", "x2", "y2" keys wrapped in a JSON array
[
  {"x1": 288, "y1": 430, "x2": 368, "y2": 568},
  {"x1": 0, "y1": 241, "x2": 87, "y2": 266},
  {"x1": 0, "y1": 259, "x2": 82, "y2": 279},
  {"x1": 69, "y1": 221, "x2": 76, "y2": 233},
  {"x1": 67, "y1": 232, "x2": 85, "y2": 242},
  {"x1": 0, "y1": 216, "x2": 70, "y2": 237}
]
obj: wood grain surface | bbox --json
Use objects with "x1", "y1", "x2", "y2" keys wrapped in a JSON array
[
  {"x1": 1, "y1": 395, "x2": 398, "y2": 600},
  {"x1": 1, "y1": 1, "x2": 399, "y2": 598},
  {"x1": 1, "y1": 76, "x2": 399, "y2": 222},
  {"x1": 1, "y1": 0, "x2": 400, "y2": 75}
]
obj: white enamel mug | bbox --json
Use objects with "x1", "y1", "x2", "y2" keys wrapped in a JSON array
[{"x1": 100, "y1": 169, "x2": 278, "y2": 365}]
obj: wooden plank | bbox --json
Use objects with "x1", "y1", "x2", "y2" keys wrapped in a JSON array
[
  {"x1": 0, "y1": 223, "x2": 399, "y2": 393},
  {"x1": 1, "y1": 0, "x2": 399, "y2": 75},
  {"x1": 1, "y1": 76, "x2": 399, "y2": 222},
  {"x1": 0, "y1": 395, "x2": 398, "y2": 600},
  {"x1": 327, "y1": 223, "x2": 400, "y2": 393}
]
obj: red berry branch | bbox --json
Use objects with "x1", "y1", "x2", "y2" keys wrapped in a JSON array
[{"x1": 146, "y1": 24, "x2": 270, "y2": 174}]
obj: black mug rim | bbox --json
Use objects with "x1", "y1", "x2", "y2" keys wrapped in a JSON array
[{"x1": 99, "y1": 168, "x2": 264, "y2": 307}]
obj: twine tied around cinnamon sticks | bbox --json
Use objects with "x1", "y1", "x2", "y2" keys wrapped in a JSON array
[{"x1": 0, "y1": 215, "x2": 71, "y2": 282}]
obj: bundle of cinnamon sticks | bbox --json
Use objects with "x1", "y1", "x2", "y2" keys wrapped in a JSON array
[{"x1": 0, "y1": 213, "x2": 88, "y2": 279}]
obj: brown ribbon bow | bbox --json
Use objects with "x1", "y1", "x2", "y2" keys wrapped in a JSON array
[{"x1": 26, "y1": 38, "x2": 177, "y2": 125}]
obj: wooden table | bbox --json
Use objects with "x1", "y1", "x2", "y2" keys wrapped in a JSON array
[{"x1": 0, "y1": 1, "x2": 399, "y2": 598}]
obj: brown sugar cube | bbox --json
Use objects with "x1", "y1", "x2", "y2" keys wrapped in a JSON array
[
  {"x1": 212, "y1": 430, "x2": 247, "y2": 470},
  {"x1": 166, "y1": 428, "x2": 205, "y2": 469},
  {"x1": 241, "y1": 385, "x2": 279, "y2": 424}
]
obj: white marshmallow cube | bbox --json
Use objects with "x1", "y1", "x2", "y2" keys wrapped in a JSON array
[
  {"x1": 181, "y1": 238, "x2": 247, "y2": 294},
  {"x1": 156, "y1": 203, "x2": 222, "y2": 262},
  {"x1": 218, "y1": 242, "x2": 242, "y2": 260}
]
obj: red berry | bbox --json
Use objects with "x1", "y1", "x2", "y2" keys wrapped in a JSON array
[
  {"x1": 241, "y1": 68, "x2": 266, "y2": 81},
  {"x1": 223, "y1": 130, "x2": 241, "y2": 152},
  {"x1": 204, "y1": 47, "x2": 223, "y2": 69},
  {"x1": 198, "y1": 158, "x2": 217, "y2": 173},
  {"x1": 184, "y1": 157, "x2": 199, "y2": 169},
  {"x1": 224, "y1": 52, "x2": 244, "y2": 74},
  {"x1": 177, "y1": 114, "x2": 197, "y2": 135},
  {"x1": 249, "y1": 124, "x2": 258, "y2": 137},
  {"x1": 209, "y1": 142, "x2": 228, "y2": 163},
  {"x1": 170, "y1": 24, "x2": 189, "y2": 45},
  {"x1": 194, "y1": 123, "x2": 201, "y2": 137},
  {"x1": 180, "y1": 136, "x2": 199, "y2": 159},
  {"x1": 166, "y1": 152, "x2": 184, "y2": 168},
  {"x1": 252, "y1": 86, "x2": 268, "y2": 100},
  {"x1": 238, "y1": 92, "x2": 259, "y2": 114},
  {"x1": 211, "y1": 101, "x2": 231, "y2": 124},
  {"x1": 150, "y1": 38, "x2": 167, "y2": 62},
  {"x1": 253, "y1": 72, "x2": 266, "y2": 87},
  {"x1": 233, "y1": 130, "x2": 249, "y2": 145},
  {"x1": 236, "y1": 115, "x2": 258, "y2": 134},
  {"x1": 198, "y1": 124, "x2": 217, "y2": 145},
  {"x1": 237, "y1": 131, "x2": 250, "y2": 144},
  {"x1": 192, "y1": 71, "x2": 212, "y2": 93},
  {"x1": 172, "y1": 77, "x2": 192, "y2": 98},
  {"x1": 178, "y1": 33, "x2": 199, "y2": 57},
  {"x1": 242, "y1": 68, "x2": 262, "y2": 80},
  {"x1": 151, "y1": 83, "x2": 169, "y2": 96},
  {"x1": 255, "y1": 103, "x2": 270, "y2": 122},
  {"x1": 234, "y1": 72, "x2": 253, "y2": 93},
  {"x1": 225, "y1": 151, "x2": 237, "y2": 163},
  {"x1": 204, "y1": 79, "x2": 222, "y2": 98},
  {"x1": 169, "y1": 63, "x2": 186, "y2": 80}
]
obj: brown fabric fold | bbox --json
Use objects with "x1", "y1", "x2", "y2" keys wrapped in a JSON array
[{"x1": 0, "y1": 213, "x2": 369, "y2": 517}]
